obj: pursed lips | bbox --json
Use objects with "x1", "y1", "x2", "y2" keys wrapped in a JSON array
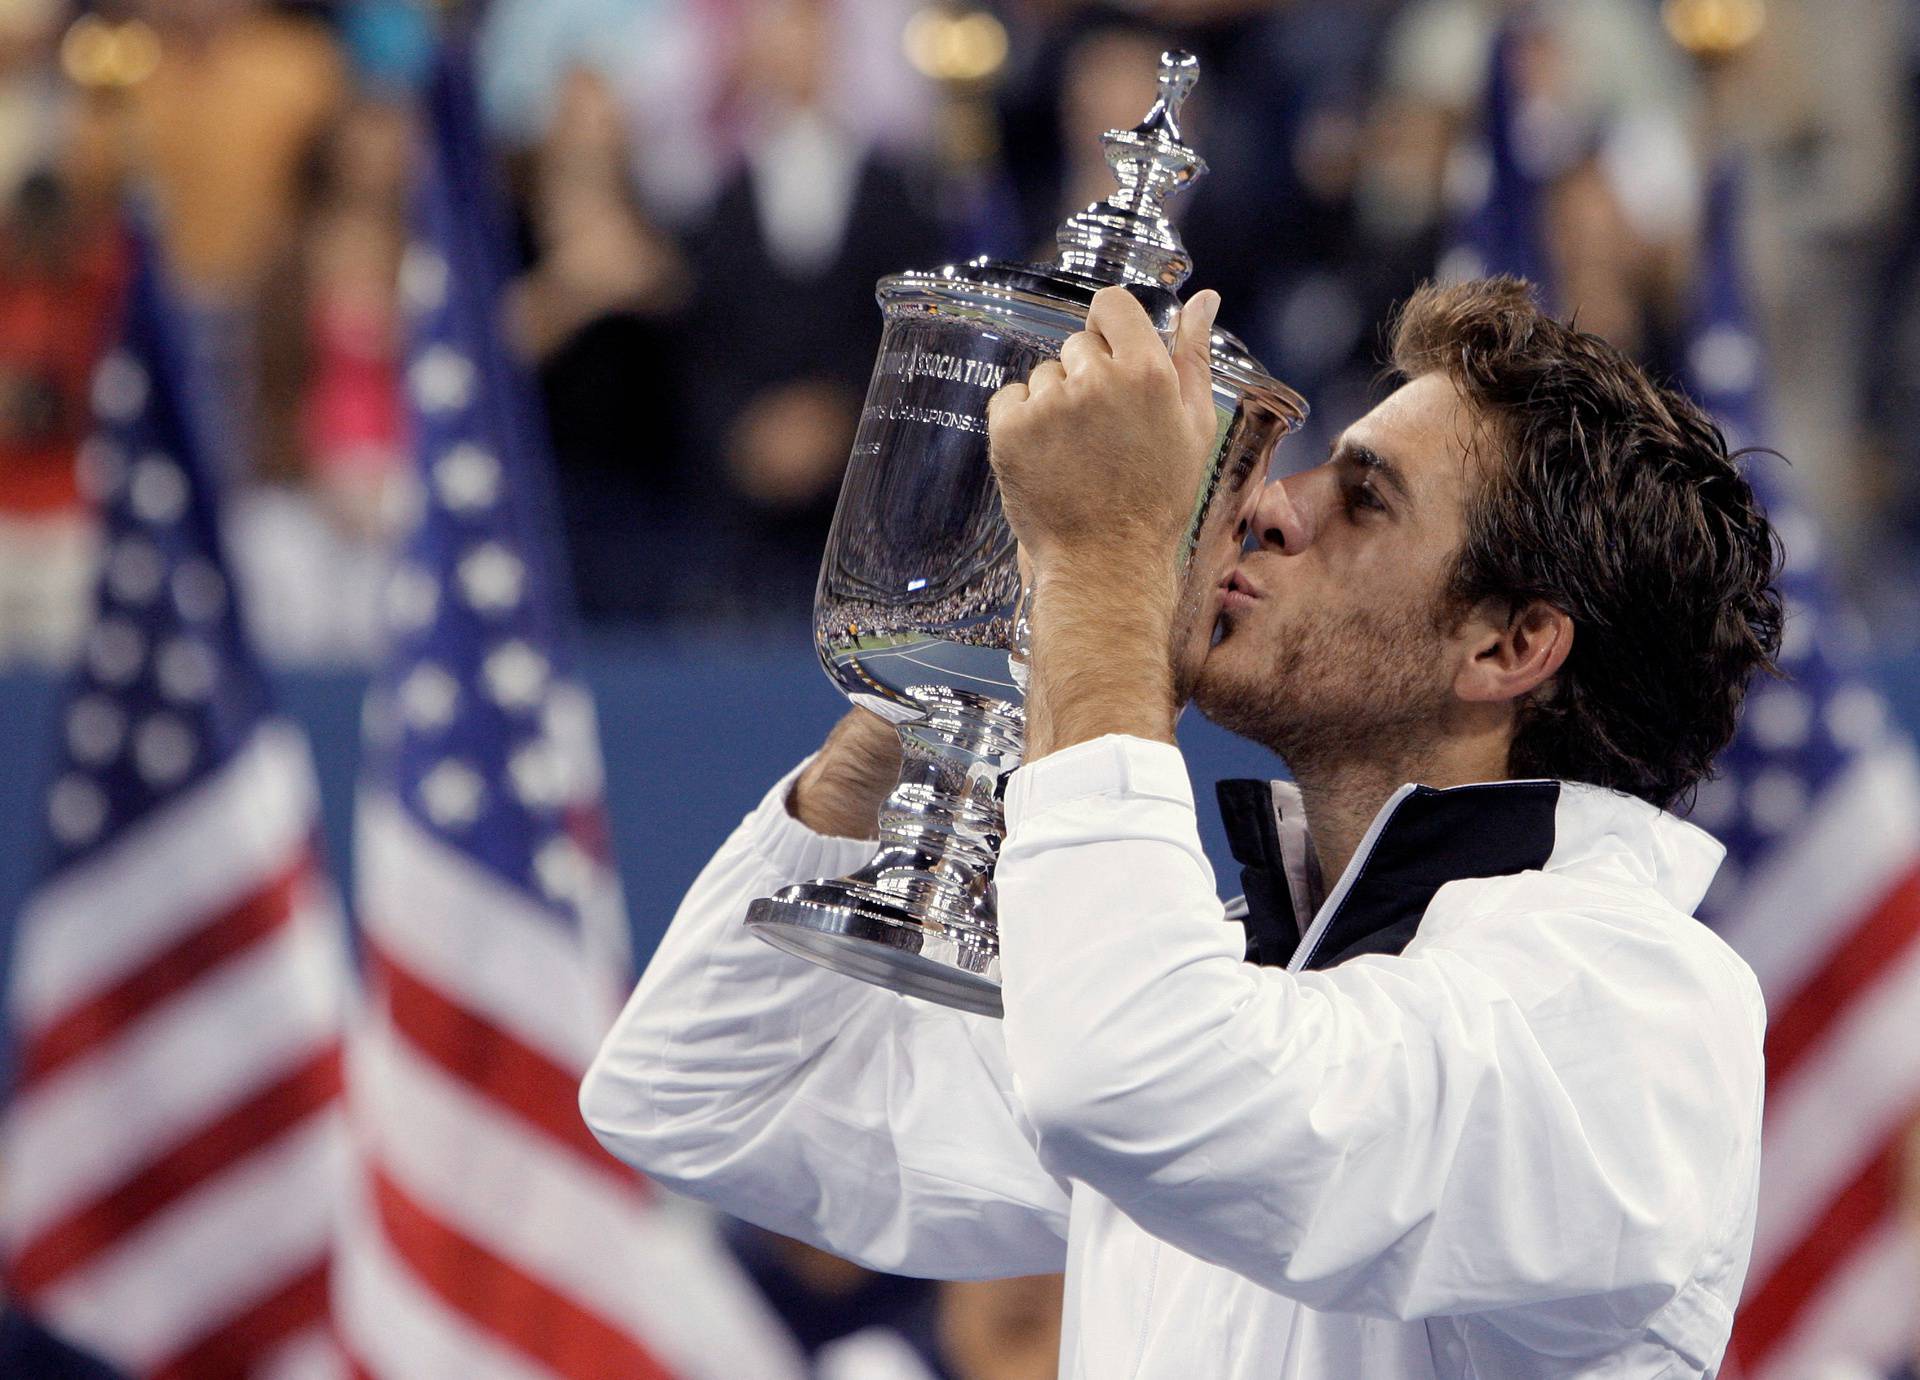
[{"x1": 1219, "y1": 567, "x2": 1263, "y2": 611}]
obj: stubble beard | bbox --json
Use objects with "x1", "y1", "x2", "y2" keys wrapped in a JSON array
[{"x1": 1193, "y1": 596, "x2": 1456, "y2": 780}]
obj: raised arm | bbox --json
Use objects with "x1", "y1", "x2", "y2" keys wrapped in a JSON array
[{"x1": 580, "y1": 711, "x2": 1071, "y2": 1279}]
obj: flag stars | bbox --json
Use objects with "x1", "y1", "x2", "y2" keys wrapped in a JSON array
[
  {"x1": 156, "y1": 638, "x2": 218, "y2": 702},
  {"x1": 130, "y1": 454, "x2": 189, "y2": 526},
  {"x1": 88, "y1": 617, "x2": 146, "y2": 686},
  {"x1": 386, "y1": 563, "x2": 440, "y2": 633},
  {"x1": 483, "y1": 640, "x2": 548, "y2": 710},
  {"x1": 134, "y1": 714, "x2": 197, "y2": 787},
  {"x1": 458, "y1": 543, "x2": 524, "y2": 613},
  {"x1": 66, "y1": 695, "x2": 126, "y2": 766},
  {"x1": 399, "y1": 663, "x2": 461, "y2": 729},
  {"x1": 48, "y1": 775, "x2": 107, "y2": 846},
  {"x1": 411, "y1": 344, "x2": 476, "y2": 414},
  {"x1": 1686, "y1": 324, "x2": 1760, "y2": 397},
  {"x1": 534, "y1": 836, "x2": 589, "y2": 905},
  {"x1": 1745, "y1": 685, "x2": 1814, "y2": 752},
  {"x1": 433, "y1": 444, "x2": 502, "y2": 513},
  {"x1": 1771, "y1": 509, "x2": 1822, "y2": 576},
  {"x1": 1826, "y1": 684, "x2": 1888, "y2": 752},
  {"x1": 508, "y1": 739, "x2": 568, "y2": 809},
  {"x1": 420, "y1": 759, "x2": 485, "y2": 828},
  {"x1": 92, "y1": 351, "x2": 148, "y2": 423},
  {"x1": 400, "y1": 243, "x2": 450, "y2": 314},
  {"x1": 106, "y1": 538, "x2": 165, "y2": 605}
]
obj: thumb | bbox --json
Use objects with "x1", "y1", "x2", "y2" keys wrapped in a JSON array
[{"x1": 1173, "y1": 289, "x2": 1221, "y2": 432}]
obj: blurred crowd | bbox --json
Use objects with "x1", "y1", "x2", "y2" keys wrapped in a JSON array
[{"x1": 0, "y1": 0, "x2": 1917, "y2": 669}]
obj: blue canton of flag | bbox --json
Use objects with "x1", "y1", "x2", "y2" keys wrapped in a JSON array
[
  {"x1": 1676, "y1": 165, "x2": 1894, "y2": 899},
  {"x1": 45, "y1": 229, "x2": 269, "y2": 871},
  {"x1": 365, "y1": 41, "x2": 612, "y2": 926}
]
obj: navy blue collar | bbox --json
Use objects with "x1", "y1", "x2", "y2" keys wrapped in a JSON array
[{"x1": 1217, "y1": 779, "x2": 1562, "y2": 970}]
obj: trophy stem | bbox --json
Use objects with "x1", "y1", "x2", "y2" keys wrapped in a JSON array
[
  {"x1": 875, "y1": 685, "x2": 1022, "y2": 937},
  {"x1": 745, "y1": 685, "x2": 1021, "y2": 1016}
]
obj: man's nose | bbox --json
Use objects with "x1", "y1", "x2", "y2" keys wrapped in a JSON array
[{"x1": 1248, "y1": 475, "x2": 1319, "y2": 555}]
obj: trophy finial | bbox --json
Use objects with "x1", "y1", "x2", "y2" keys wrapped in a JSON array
[
  {"x1": 1144, "y1": 50, "x2": 1199, "y2": 144},
  {"x1": 1053, "y1": 50, "x2": 1208, "y2": 290}
]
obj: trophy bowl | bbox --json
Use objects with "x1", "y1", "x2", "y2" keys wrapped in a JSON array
[{"x1": 745, "y1": 52, "x2": 1306, "y2": 1016}]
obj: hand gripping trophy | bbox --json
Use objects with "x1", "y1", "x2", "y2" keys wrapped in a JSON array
[{"x1": 745, "y1": 51, "x2": 1306, "y2": 1016}]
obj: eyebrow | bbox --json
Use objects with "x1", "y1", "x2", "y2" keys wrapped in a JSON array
[{"x1": 1331, "y1": 436, "x2": 1412, "y2": 502}]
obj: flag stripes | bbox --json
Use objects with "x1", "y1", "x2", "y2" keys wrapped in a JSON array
[
  {"x1": 15, "y1": 849, "x2": 317, "y2": 1090},
  {"x1": 10, "y1": 1047, "x2": 340, "y2": 1295},
  {"x1": 10, "y1": 724, "x2": 319, "y2": 1030},
  {"x1": 367, "y1": 1164, "x2": 675, "y2": 1380},
  {"x1": 148, "y1": 1257, "x2": 332, "y2": 1380},
  {"x1": 362, "y1": 939, "x2": 633, "y2": 1180},
  {"x1": 1735, "y1": 1125, "x2": 1906, "y2": 1367},
  {"x1": 30, "y1": 1111, "x2": 342, "y2": 1371},
  {"x1": 1762, "y1": 866, "x2": 1920, "y2": 1085}
]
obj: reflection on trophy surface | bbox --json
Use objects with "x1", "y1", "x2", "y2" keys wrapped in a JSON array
[{"x1": 744, "y1": 50, "x2": 1307, "y2": 1016}]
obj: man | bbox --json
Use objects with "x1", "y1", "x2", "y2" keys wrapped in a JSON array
[{"x1": 583, "y1": 277, "x2": 1782, "y2": 1377}]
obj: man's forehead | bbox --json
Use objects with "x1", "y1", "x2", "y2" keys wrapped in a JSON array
[{"x1": 1339, "y1": 372, "x2": 1482, "y2": 495}]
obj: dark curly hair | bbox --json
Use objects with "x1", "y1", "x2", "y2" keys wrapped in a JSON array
[{"x1": 1390, "y1": 277, "x2": 1784, "y2": 809}]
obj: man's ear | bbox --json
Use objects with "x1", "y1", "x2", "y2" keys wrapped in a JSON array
[{"x1": 1454, "y1": 599, "x2": 1573, "y2": 705}]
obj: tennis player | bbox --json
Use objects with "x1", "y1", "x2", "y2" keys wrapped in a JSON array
[{"x1": 584, "y1": 278, "x2": 1782, "y2": 1378}]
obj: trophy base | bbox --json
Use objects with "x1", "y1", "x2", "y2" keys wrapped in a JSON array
[{"x1": 746, "y1": 883, "x2": 1003, "y2": 1018}]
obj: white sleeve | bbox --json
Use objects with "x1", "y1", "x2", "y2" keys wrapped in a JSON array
[
  {"x1": 580, "y1": 761, "x2": 1072, "y2": 1280},
  {"x1": 995, "y1": 735, "x2": 1763, "y2": 1335}
]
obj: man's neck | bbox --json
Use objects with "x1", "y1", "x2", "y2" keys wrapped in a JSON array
[{"x1": 1291, "y1": 732, "x2": 1515, "y2": 884}]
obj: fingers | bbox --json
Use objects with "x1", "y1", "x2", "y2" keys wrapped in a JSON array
[
  {"x1": 1059, "y1": 328, "x2": 1110, "y2": 377},
  {"x1": 1086, "y1": 285, "x2": 1166, "y2": 363},
  {"x1": 1172, "y1": 289, "x2": 1221, "y2": 428},
  {"x1": 985, "y1": 379, "x2": 1028, "y2": 430},
  {"x1": 1026, "y1": 358, "x2": 1065, "y2": 398}
]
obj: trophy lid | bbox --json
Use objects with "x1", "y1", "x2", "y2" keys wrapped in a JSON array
[{"x1": 1054, "y1": 49, "x2": 1208, "y2": 290}]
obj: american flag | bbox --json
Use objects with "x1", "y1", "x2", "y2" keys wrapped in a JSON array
[
  {"x1": 1453, "y1": 33, "x2": 1920, "y2": 1378},
  {"x1": 331, "y1": 39, "x2": 803, "y2": 1379},
  {"x1": 1680, "y1": 165, "x2": 1920, "y2": 1380},
  {"x1": 0, "y1": 226, "x2": 349, "y2": 1375}
]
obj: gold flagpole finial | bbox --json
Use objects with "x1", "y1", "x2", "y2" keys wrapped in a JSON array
[
  {"x1": 1662, "y1": 0, "x2": 1766, "y2": 61},
  {"x1": 59, "y1": 15, "x2": 162, "y2": 93}
]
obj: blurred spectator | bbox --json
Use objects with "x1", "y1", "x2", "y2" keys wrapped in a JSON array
[
  {"x1": 1698, "y1": 0, "x2": 1913, "y2": 572},
  {"x1": 479, "y1": 0, "x2": 932, "y2": 228},
  {"x1": 725, "y1": 1223, "x2": 944, "y2": 1367},
  {"x1": 510, "y1": 66, "x2": 699, "y2": 623},
  {"x1": 728, "y1": 1223, "x2": 1065, "y2": 1380},
  {"x1": 0, "y1": 173, "x2": 120, "y2": 666},
  {"x1": 338, "y1": 0, "x2": 435, "y2": 93},
  {"x1": 931, "y1": 1275, "x2": 1063, "y2": 1380},
  {"x1": 0, "y1": 0, "x2": 120, "y2": 667},
  {"x1": 1375, "y1": 0, "x2": 1699, "y2": 356},
  {"x1": 683, "y1": 0, "x2": 944, "y2": 625},
  {"x1": 236, "y1": 94, "x2": 410, "y2": 662},
  {"x1": 121, "y1": 0, "x2": 345, "y2": 301}
]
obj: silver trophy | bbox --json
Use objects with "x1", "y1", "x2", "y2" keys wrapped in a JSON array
[{"x1": 745, "y1": 51, "x2": 1305, "y2": 1016}]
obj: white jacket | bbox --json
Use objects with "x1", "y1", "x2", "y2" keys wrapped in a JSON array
[{"x1": 583, "y1": 735, "x2": 1766, "y2": 1378}]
